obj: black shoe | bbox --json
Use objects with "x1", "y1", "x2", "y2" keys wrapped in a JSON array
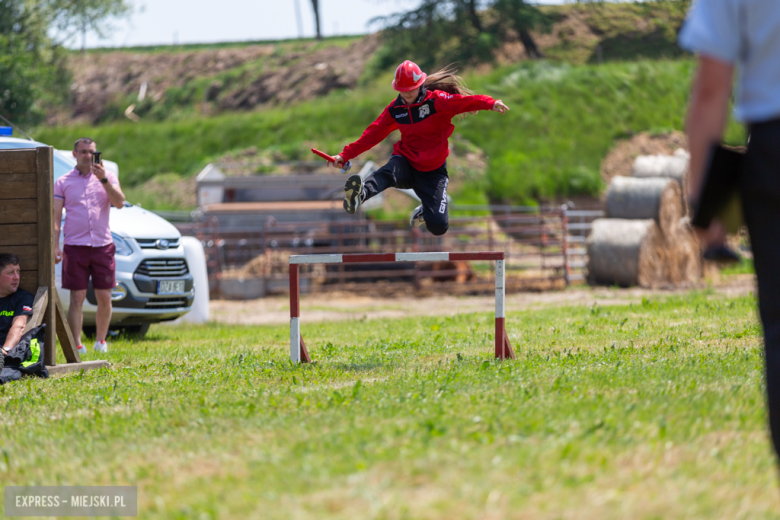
[
  {"x1": 409, "y1": 205, "x2": 425, "y2": 227},
  {"x1": 703, "y1": 245, "x2": 741, "y2": 264},
  {"x1": 343, "y1": 174, "x2": 363, "y2": 215}
]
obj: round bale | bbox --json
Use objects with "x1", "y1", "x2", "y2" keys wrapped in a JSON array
[
  {"x1": 605, "y1": 176, "x2": 682, "y2": 235},
  {"x1": 632, "y1": 150, "x2": 689, "y2": 184},
  {"x1": 587, "y1": 218, "x2": 665, "y2": 287}
]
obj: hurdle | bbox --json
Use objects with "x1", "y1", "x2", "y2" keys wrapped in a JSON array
[{"x1": 288, "y1": 252, "x2": 515, "y2": 363}]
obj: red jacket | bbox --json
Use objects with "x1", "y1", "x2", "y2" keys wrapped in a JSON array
[{"x1": 340, "y1": 88, "x2": 496, "y2": 172}]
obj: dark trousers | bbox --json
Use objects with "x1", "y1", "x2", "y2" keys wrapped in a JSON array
[
  {"x1": 363, "y1": 155, "x2": 450, "y2": 236},
  {"x1": 742, "y1": 118, "x2": 780, "y2": 459}
]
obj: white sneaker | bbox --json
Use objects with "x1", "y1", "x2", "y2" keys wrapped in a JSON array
[
  {"x1": 77, "y1": 344, "x2": 87, "y2": 355},
  {"x1": 93, "y1": 340, "x2": 108, "y2": 353}
]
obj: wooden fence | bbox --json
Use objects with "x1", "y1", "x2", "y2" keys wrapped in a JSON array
[
  {"x1": 174, "y1": 205, "x2": 603, "y2": 299},
  {"x1": 0, "y1": 147, "x2": 89, "y2": 370}
]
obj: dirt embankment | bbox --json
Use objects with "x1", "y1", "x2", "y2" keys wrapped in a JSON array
[
  {"x1": 62, "y1": 35, "x2": 381, "y2": 124},
  {"x1": 217, "y1": 36, "x2": 381, "y2": 110},
  {"x1": 58, "y1": 5, "x2": 685, "y2": 125},
  {"x1": 66, "y1": 45, "x2": 275, "y2": 123}
]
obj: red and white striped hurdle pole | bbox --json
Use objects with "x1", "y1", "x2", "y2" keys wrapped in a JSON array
[{"x1": 288, "y1": 252, "x2": 516, "y2": 363}]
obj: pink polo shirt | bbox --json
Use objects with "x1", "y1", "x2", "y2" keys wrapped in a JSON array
[{"x1": 54, "y1": 168, "x2": 119, "y2": 247}]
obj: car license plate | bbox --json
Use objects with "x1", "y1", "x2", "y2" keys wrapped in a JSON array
[{"x1": 158, "y1": 280, "x2": 185, "y2": 294}]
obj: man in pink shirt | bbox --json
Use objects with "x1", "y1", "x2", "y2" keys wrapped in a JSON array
[{"x1": 54, "y1": 138, "x2": 125, "y2": 354}]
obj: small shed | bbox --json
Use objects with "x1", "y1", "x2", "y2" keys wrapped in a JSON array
[{"x1": 194, "y1": 162, "x2": 385, "y2": 230}]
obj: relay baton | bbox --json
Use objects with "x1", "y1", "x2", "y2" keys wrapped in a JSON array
[{"x1": 311, "y1": 148, "x2": 352, "y2": 174}]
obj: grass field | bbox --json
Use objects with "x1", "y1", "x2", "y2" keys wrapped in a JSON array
[{"x1": 1, "y1": 290, "x2": 777, "y2": 518}]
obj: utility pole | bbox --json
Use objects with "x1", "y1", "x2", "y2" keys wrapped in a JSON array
[{"x1": 293, "y1": 0, "x2": 304, "y2": 38}]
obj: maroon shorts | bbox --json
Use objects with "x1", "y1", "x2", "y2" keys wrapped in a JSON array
[{"x1": 62, "y1": 243, "x2": 116, "y2": 291}]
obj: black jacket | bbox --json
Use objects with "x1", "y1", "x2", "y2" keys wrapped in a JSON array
[{"x1": 0, "y1": 324, "x2": 49, "y2": 384}]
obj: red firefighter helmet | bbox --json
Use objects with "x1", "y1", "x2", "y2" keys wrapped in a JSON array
[{"x1": 392, "y1": 60, "x2": 427, "y2": 92}]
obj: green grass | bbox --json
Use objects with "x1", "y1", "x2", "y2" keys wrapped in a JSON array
[
  {"x1": 1, "y1": 290, "x2": 777, "y2": 518},
  {"x1": 34, "y1": 59, "x2": 746, "y2": 206},
  {"x1": 78, "y1": 35, "x2": 365, "y2": 55},
  {"x1": 722, "y1": 258, "x2": 755, "y2": 276},
  {"x1": 541, "y1": 2, "x2": 689, "y2": 64},
  {"x1": 458, "y1": 59, "x2": 740, "y2": 203}
]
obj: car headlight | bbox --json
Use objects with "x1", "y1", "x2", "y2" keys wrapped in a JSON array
[
  {"x1": 112, "y1": 233, "x2": 134, "y2": 256},
  {"x1": 111, "y1": 283, "x2": 128, "y2": 301}
]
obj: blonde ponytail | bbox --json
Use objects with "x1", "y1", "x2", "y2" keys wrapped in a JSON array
[
  {"x1": 424, "y1": 65, "x2": 473, "y2": 96},
  {"x1": 424, "y1": 65, "x2": 478, "y2": 118}
]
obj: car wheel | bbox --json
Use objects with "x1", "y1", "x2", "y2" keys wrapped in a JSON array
[
  {"x1": 81, "y1": 326, "x2": 97, "y2": 339},
  {"x1": 120, "y1": 323, "x2": 151, "y2": 339}
]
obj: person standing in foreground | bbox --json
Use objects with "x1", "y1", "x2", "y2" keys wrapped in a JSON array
[
  {"x1": 54, "y1": 138, "x2": 125, "y2": 354},
  {"x1": 325, "y1": 60, "x2": 509, "y2": 235},
  {"x1": 679, "y1": 0, "x2": 780, "y2": 461}
]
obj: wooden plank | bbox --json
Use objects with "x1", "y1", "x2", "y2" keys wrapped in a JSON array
[
  {"x1": 0, "y1": 175, "x2": 36, "y2": 199},
  {"x1": 55, "y1": 292, "x2": 81, "y2": 363},
  {"x1": 0, "y1": 149, "x2": 37, "y2": 174},
  {"x1": 0, "y1": 200, "x2": 37, "y2": 225},
  {"x1": 0, "y1": 183, "x2": 37, "y2": 199},
  {"x1": 6, "y1": 245, "x2": 37, "y2": 271},
  {"x1": 203, "y1": 201, "x2": 340, "y2": 213},
  {"x1": 47, "y1": 360, "x2": 110, "y2": 376},
  {"x1": 19, "y1": 270, "x2": 38, "y2": 294},
  {"x1": 36, "y1": 147, "x2": 56, "y2": 366},
  {"x1": 23, "y1": 287, "x2": 48, "y2": 335},
  {"x1": 0, "y1": 224, "x2": 38, "y2": 246}
]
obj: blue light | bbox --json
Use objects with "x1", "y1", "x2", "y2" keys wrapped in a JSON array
[{"x1": 0, "y1": 127, "x2": 12, "y2": 136}]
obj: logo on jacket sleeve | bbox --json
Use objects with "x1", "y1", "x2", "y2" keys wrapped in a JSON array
[
  {"x1": 418, "y1": 104, "x2": 430, "y2": 119},
  {"x1": 23, "y1": 306, "x2": 32, "y2": 312}
]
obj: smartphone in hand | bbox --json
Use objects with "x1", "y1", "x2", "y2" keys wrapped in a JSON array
[{"x1": 92, "y1": 151, "x2": 102, "y2": 164}]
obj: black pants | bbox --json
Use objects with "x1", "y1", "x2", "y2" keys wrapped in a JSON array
[
  {"x1": 742, "y1": 118, "x2": 780, "y2": 459},
  {"x1": 363, "y1": 155, "x2": 450, "y2": 236}
]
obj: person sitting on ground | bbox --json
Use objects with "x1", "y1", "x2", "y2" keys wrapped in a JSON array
[{"x1": 0, "y1": 253, "x2": 34, "y2": 371}]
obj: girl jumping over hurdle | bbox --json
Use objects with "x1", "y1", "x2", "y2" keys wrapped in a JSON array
[{"x1": 323, "y1": 60, "x2": 509, "y2": 235}]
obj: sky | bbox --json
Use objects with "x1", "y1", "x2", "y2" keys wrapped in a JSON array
[{"x1": 66, "y1": 0, "x2": 574, "y2": 49}]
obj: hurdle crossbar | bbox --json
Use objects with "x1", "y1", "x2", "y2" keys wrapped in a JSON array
[{"x1": 289, "y1": 252, "x2": 515, "y2": 363}]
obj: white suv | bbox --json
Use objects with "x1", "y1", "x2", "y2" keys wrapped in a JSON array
[{"x1": 0, "y1": 136, "x2": 194, "y2": 337}]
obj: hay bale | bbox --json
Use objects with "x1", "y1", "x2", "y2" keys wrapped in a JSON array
[
  {"x1": 587, "y1": 218, "x2": 665, "y2": 287},
  {"x1": 633, "y1": 150, "x2": 691, "y2": 215},
  {"x1": 668, "y1": 217, "x2": 702, "y2": 284},
  {"x1": 632, "y1": 149, "x2": 689, "y2": 184},
  {"x1": 605, "y1": 176, "x2": 682, "y2": 235}
]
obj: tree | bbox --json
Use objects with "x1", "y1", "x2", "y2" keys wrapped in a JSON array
[
  {"x1": 370, "y1": 0, "x2": 551, "y2": 72},
  {"x1": 0, "y1": 0, "x2": 67, "y2": 126},
  {"x1": 0, "y1": 0, "x2": 130, "y2": 126},
  {"x1": 310, "y1": 0, "x2": 322, "y2": 40},
  {"x1": 492, "y1": 0, "x2": 548, "y2": 60}
]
